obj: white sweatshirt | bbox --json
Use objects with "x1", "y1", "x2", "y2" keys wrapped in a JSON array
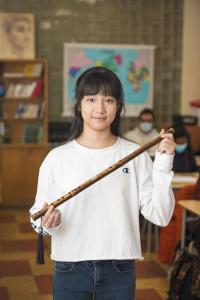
[{"x1": 30, "y1": 137, "x2": 175, "y2": 262}]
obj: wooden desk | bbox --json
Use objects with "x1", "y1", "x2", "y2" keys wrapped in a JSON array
[
  {"x1": 172, "y1": 172, "x2": 199, "y2": 189},
  {"x1": 178, "y1": 200, "x2": 200, "y2": 248}
]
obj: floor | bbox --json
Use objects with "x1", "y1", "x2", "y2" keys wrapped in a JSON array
[{"x1": 0, "y1": 208, "x2": 170, "y2": 300}]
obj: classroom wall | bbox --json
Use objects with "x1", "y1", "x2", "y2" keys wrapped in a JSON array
[
  {"x1": 0, "y1": 0, "x2": 183, "y2": 125},
  {"x1": 181, "y1": 0, "x2": 200, "y2": 117}
]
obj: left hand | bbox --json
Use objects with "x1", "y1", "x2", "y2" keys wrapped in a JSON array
[
  {"x1": 41, "y1": 202, "x2": 62, "y2": 229},
  {"x1": 157, "y1": 129, "x2": 176, "y2": 155}
]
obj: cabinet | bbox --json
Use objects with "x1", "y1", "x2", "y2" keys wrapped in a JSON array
[{"x1": 0, "y1": 59, "x2": 49, "y2": 205}]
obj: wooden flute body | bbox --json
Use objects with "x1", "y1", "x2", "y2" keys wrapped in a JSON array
[{"x1": 31, "y1": 128, "x2": 175, "y2": 221}]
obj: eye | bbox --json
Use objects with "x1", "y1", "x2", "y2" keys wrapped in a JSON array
[
  {"x1": 105, "y1": 98, "x2": 115, "y2": 104},
  {"x1": 86, "y1": 97, "x2": 95, "y2": 102}
]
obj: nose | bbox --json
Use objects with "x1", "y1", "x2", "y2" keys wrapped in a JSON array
[{"x1": 95, "y1": 98, "x2": 106, "y2": 113}]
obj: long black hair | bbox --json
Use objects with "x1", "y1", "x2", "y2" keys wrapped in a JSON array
[{"x1": 67, "y1": 66, "x2": 125, "y2": 141}]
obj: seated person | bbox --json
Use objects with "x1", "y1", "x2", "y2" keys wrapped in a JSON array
[
  {"x1": 173, "y1": 127, "x2": 198, "y2": 172},
  {"x1": 124, "y1": 108, "x2": 158, "y2": 157}
]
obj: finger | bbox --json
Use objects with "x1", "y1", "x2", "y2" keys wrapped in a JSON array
[
  {"x1": 41, "y1": 202, "x2": 50, "y2": 216},
  {"x1": 162, "y1": 137, "x2": 176, "y2": 145},
  {"x1": 46, "y1": 214, "x2": 61, "y2": 228},
  {"x1": 43, "y1": 211, "x2": 56, "y2": 228},
  {"x1": 51, "y1": 212, "x2": 61, "y2": 227},
  {"x1": 43, "y1": 209, "x2": 61, "y2": 228},
  {"x1": 160, "y1": 133, "x2": 174, "y2": 139},
  {"x1": 160, "y1": 128, "x2": 175, "y2": 134},
  {"x1": 159, "y1": 142, "x2": 175, "y2": 152},
  {"x1": 158, "y1": 137, "x2": 176, "y2": 147},
  {"x1": 160, "y1": 139, "x2": 175, "y2": 146},
  {"x1": 51, "y1": 210, "x2": 61, "y2": 223},
  {"x1": 42, "y1": 205, "x2": 55, "y2": 225},
  {"x1": 160, "y1": 129, "x2": 165, "y2": 135}
]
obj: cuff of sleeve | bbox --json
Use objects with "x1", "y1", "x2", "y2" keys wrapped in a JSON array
[
  {"x1": 30, "y1": 217, "x2": 50, "y2": 236},
  {"x1": 43, "y1": 223, "x2": 62, "y2": 235},
  {"x1": 153, "y1": 150, "x2": 174, "y2": 172},
  {"x1": 30, "y1": 208, "x2": 62, "y2": 236}
]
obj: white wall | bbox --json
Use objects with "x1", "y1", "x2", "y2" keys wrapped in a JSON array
[{"x1": 181, "y1": 0, "x2": 200, "y2": 115}]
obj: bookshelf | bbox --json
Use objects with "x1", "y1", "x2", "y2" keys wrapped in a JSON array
[{"x1": 0, "y1": 59, "x2": 49, "y2": 205}]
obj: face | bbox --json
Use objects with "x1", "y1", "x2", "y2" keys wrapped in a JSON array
[
  {"x1": 80, "y1": 93, "x2": 118, "y2": 134},
  {"x1": 139, "y1": 113, "x2": 154, "y2": 133},
  {"x1": 8, "y1": 20, "x2": 31, "y2": 50},
  {"x1": 140, "y1": 113, "x2": 154, "y2": 123},
  {"x1": 175, "y1": 136, "x2": 188, "y2": 154},
  {"x1": 175, "y1": 137, "x2": 187, "y2": 145}
]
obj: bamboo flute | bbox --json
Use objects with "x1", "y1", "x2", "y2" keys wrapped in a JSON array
[{"x1": 31, "y1": 128, "x2": 175, "y2": 221}]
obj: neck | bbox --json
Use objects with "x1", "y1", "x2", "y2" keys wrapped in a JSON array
[{"x1": 76, "y1": 129, "x2": 117, "y2": 149}]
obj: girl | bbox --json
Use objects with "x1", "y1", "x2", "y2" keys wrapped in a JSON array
[{"x1": 30, "y1": 66, "x2": 175, "y2": 300}]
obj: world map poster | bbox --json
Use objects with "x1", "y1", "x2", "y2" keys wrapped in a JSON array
[{"x1": 63, "y1": 43, "x2": 155, "y2": 116}]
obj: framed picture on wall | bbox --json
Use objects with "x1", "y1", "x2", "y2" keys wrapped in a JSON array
[
  {"x1": 0, "y1": 13, "x2": 35, "y2": 59},
  {"x1": 63, "y1": 43, "x2": 155, "y2": 117}
]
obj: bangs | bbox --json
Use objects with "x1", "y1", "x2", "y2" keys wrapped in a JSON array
[{"x1": 78, "y1": 72, "x2": 122, "y2": 100}]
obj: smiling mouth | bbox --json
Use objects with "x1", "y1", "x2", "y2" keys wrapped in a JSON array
[{"x1": 92, "y1": 117, "x2": 107, "y2": 120}]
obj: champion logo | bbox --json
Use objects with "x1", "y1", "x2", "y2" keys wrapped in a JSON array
[{"x1": 122, "y1": 167, "x2": 130, "y2": 173}]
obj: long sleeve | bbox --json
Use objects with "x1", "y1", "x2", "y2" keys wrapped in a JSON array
[
  {"x1": 137, "y1": 150, "x2": 175, "y2": 226},
  {"x1": 29, "y1": 155, "x2": 62, "y2": 235}
]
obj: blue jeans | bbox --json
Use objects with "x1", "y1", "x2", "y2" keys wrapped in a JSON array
[{"x1": 53, "y1": 259, "x2": 135, "y2": 300}]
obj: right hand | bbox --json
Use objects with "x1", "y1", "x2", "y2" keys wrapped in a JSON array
[{"x1": 41, "y1": 202, "x2": 61, "y2": 229}]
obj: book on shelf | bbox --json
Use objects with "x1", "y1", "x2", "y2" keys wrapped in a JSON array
[
  {"x1": 15, "y1": 102, "x2": 43, "y2": 118},
  {"x1": 20, "y1": 82, "x2": 37, "y2": 97},
  {"x1": 0, "y1": 121, "x2": 10, "y2": 143},
  {"x1": 0, "y1": 82, "x2": 6, "y2": 97},
  {"x1": 5, "y1": 83, "x2": 15, "y2": 97},
  {"x1": 2, "y1": 72, "x2": 24, "y2": 78},
  {"x1": 0, "y1": 121, "x2": 5, "y2": 142},
  {"x1": 23, "y1": 124, "x2": 43, "y2": 143},
  {"x1": 0, "y1": 99, "x2": 3, "y2": 117},
  {"x1": 12, "y1": 83, "x2": 24, "y2": 97},
  {"x1": 5, "y1": 81, "x2": 43, "y2": 98},
  {"x1": 2, "y1": 63, "x2": 43, "y2": 78},
  {"x1": 37, "y1": 102, "x2": 44, "y2": 118},
  {"x1": 23, "y1": 63, "x2": 43, "y2": 77},
  {"x1": 31, "y1": 80, "x2": 43, "y2": 97}
]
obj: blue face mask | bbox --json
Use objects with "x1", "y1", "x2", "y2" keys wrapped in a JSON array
[
  {"x1": 139, "y1": 122, "x2": 153, "y2": 133},
  {"x1": 175, "y1": 143, "x2": 188, "y2": 154}
]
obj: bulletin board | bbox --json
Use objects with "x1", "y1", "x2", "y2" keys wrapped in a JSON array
[{"x1": 63, "y1": 43, "x2": 155, "y2": 117}]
